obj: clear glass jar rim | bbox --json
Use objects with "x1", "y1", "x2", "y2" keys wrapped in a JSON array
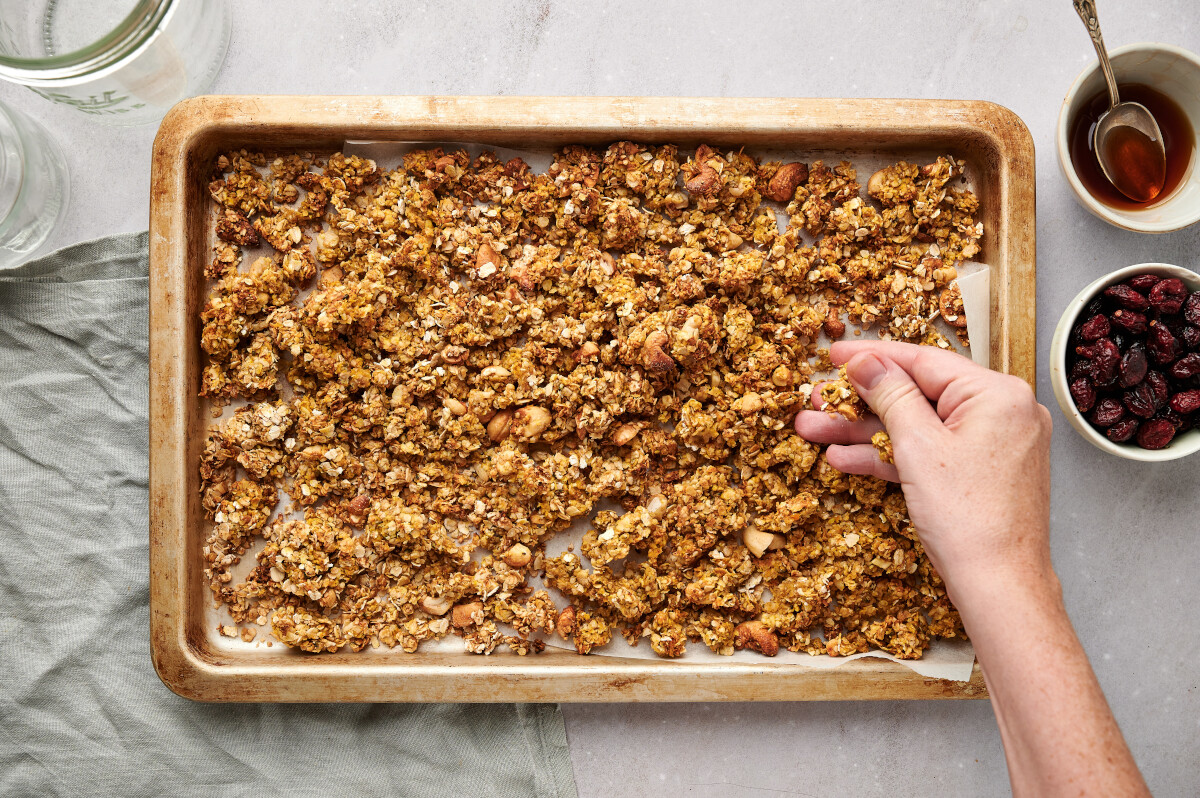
[
  {"x1": 0, "y1": 103, "x2": 25, "y2": 230},
  {"x1": 0, "y1": 0, "x2": 170, "y2": 81}
]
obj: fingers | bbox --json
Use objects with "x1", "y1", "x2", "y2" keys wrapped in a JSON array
[
  {"x1": 794, "y1": 410, "x2": 884, "y2": 445},
  {"x1": 830, "y1": 340, "x2": 984, "y2": 405},
  {"x1": 825, "y1": 444, "x2": 901, "y2": 482},
  {"x1": 843, "y1": 352, "x2": 943, "y2": 434}
]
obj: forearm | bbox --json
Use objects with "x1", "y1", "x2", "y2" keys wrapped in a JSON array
[{"x1": 949, "y1": 565, "x2": 1149, "y2": 798}]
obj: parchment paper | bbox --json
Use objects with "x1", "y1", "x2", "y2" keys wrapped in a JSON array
[{"x1": 208, "y1": 141, "x2": 992, "y2": 682}]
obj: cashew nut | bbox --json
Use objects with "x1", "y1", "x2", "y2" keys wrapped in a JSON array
[
  {"x1": 513, "y1": 405, "x2": 551, "y2": 441},
  {"x1": 765, "y1": 162, "x2": 808, "y2": 203},
  {"x1": 419, "y1": 595, "x2": 452, "y2": 616},
  {"x1": 451, "y1": 601, "x2": 484, "y2": 629},
  {"x1": 823, "y1": 308, "x2": 846, "y2": 339},
  {"x1": 866, "y1": 168, "x2": 887, "y2": 198},
  {"x1": 734, "y1": 620, "x2": 779, "y2": 657},
  {"x1": 480, "y1": 365, "x2": 512, "y2": 381},
  {"x1": 487, "y1": 409, "x2": 514, "y2": 442},
  {"x1": 600, "y1": 252, "x2": 616, "y2": 276},
  {"x1": 685, "y1": 163, "x2": 719, "y2": 197},
  {"x1": 641, "y1": 331, "x2": 675, "y2": 373},
  {"x1": 502, "y1": 543, "x2": 532, "y2": 568}
]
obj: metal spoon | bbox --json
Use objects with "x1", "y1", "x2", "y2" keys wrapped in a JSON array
[{"x1": 1073, "y1": 0, "x2": 1167, "y2": 203}]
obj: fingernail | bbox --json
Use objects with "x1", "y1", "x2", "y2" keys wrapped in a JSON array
[{"x1": 848, "y1": 353, "x2": 887, "y2": 390}]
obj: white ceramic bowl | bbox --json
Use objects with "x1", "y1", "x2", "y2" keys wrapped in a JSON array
[
  {"x1": 1051, "y1": 263, "x2": 1200, "y2": 461},
  {"x1": 1056, "y1": 42, "x2": 1200, "y2": 233}
]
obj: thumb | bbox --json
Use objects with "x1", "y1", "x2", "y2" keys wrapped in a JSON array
[{"x1": 845, "y1": 352, "x2": 942, "y2": 435}]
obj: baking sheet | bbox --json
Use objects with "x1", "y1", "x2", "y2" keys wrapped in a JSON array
[{"x1": 206, "y1": 140, "x2": 991, "y2": 682}]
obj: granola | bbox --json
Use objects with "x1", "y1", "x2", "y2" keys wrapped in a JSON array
[
  {"x1": 198, "y1": 145, "x2": 977, "y2": 660},
  {"x1": 872, "y1": 431, "x2": 895, "y2": 465}
]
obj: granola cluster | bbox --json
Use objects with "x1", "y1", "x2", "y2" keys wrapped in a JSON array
[{"x1": 198, "y1": 144, "x2": 979, "y2": 659}]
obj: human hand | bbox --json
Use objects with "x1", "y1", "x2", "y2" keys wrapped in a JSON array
[{"x1": 794, "y1": 340, "x2": 1054, "y2": 595}]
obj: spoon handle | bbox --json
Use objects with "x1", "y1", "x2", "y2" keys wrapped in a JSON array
[{"x1": 1073, "y1": 0, "x2": 1121, "y2": 109}]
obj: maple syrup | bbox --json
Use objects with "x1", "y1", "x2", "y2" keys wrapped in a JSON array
[{"x1": 1067, "y1": 83, "x2": 1194, "y2": 210}]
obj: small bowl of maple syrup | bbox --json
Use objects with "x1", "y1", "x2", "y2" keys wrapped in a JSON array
[{"x1": 1058, "y1": 42, "x2": 1200, "y2": 233}]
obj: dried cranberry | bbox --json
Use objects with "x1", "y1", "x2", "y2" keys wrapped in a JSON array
[
  {"x1": 1090, "y1": 339, "x2": 1121, "y2": 385},
  {"x1": 1136, "y1": 418, "x2": 1176, "y2": 449},
  {"x1": 1146, "y1": 371, "x2": 1171, "y2": 407},
  {"x1": 1069, "y1": 377, "x2": 1097, "y2": 413},
  {"x1": 1089, "y1": 397, "x2": 1126, "y2": 427},
  {"x1": 1170, "y1": 389, "x2": 1200, "y2": 414},
  {"x1": 1105, "y1": 418, "x2": 1139, "y2": 443},
  {"x1": 1157, "y1": 408, "x2": 1186, "y2": 432},
  {"x1": 1149, "y1": 278, "x2": 1188, "y2": 315},
  {"x1": 1170, "y1": 353, "x2": 1200, "y2": 379},
  {"x1": 1123, "y1": 383, "x2": 1158, "y2": 418},
  {"x1": 1071, "y1": 358, "x2": 1093, "y2": 380},
  {"x1": 1085, "y1": 296, "x2": 1106, "y2": 318},
  {"x1": 1077, "y1": 314, "x2": 1110, "y2": 340},
  {"x1": 1128, "y1": 274, "x2": 1162, "y2": 292},
  {"x1": 1104, "y1": 284, "x2": 1149, "y2": 311},
  {"x1": 1118, "y1": 343, "x2": 1148, "y2": 388},
  {"x1": 1110, "y1": 309, "x2": 1148, "y2": 334},
  {"x1": 1159, "y1": 314, "x2": 1186, "y2": 334},
  {"x1": 1185, "y1": 292, "x2": 1200, "y2": 325},
  {"x1": 1147, "y1": 324, "x2": 1182, "y2": 365}
]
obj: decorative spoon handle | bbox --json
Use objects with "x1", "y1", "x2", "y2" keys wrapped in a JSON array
[{"x1": 1073, "y1": 0, "x2": 1121, "y2": 109}]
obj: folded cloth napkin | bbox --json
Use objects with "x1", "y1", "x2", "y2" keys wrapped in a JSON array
[{"x1": 0, "y1": 233, "x2": 577, "y2": 798}]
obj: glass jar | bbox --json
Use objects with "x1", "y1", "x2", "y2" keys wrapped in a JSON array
[
  {"x1": 0, "y1": 100, "x2": 69, "y2": 268},
  {"x1": 0, "y1": 0, "x2": 231, "y2": 126}
]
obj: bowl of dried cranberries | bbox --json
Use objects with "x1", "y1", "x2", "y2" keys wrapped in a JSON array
[{"x1": 1051, "y1": 263, "x2": 1200, "y2": 461}]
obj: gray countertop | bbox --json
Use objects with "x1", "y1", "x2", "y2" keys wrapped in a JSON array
[{"x1": 3, "y1": 1, "x2": 1196, "y2": 795}]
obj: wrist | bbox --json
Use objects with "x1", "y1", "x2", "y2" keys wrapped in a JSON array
[{"x1": 935, "y1": 555, "x2": 1062, "y2": 622}]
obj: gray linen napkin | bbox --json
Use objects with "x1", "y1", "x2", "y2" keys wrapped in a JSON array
[{"x1": 0, "y1": 233, "x2": 578, "y2": 798}]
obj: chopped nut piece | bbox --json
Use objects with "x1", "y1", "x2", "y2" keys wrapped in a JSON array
[{"x1": 743, "y1": 527, "x2": 779, "y2": 558}]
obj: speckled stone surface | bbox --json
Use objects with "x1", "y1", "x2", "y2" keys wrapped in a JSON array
[{"x1": 3, "y1": 1, "x2": 1196, "y2": 794}]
